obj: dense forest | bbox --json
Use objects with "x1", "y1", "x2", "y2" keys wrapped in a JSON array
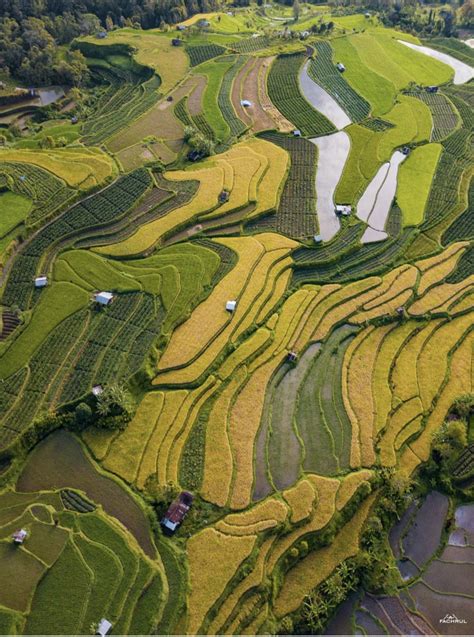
[{"x1": 0, "y1": 0, "x2": 472, "y2": 87}]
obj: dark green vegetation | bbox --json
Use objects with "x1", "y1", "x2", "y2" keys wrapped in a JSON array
[
  {"x1": 250, "y1": 132, "x2": 318, "y2": 238},
  {"x1": 3, "y1": 169, "x2": 152, "y2": 311},
  {"x1": 0, "y1": 486, "x2": 165, "y2": 635},
  {"x1": 308, "y1": 43, "x2": 370, "y2": 122},
  {"x1": 186, "y1": 44, "x2": 227, "y2": 67},
  {"x1": 79, "y1": 56, "x2": 161, "y2": 145},
  {"x1": 267, "y1": 53, "x2": 335, "y2": 137},
  {"x1": 217, "y1": 56, "x2": 248, "y2": 138},
  {"x1": 406, "y1": 89, "x2": 459, "y2": 141},
  {"x1": 0, "y1": 162, "x2": 75, "y2": 227}
]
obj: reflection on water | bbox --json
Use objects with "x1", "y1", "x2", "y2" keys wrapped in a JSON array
[
  {"x1": 300, "y1": 61, "x2": 352, "y2": 131},
  {"x1": 398, "y1": 40, "x2": 474, "y2": 85},
  {"x1": 38, "y1": 86, "x2": 65, "y2": 105},
  {"x1": 310, "y1": 131, "x2": 351, "y2": 241}
]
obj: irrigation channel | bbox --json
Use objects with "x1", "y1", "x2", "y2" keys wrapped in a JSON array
[
  {"x1": 357, "y1": 150, "x2": 406, "y2": 243},
  {"x1": 398, "y1": 40, "x2": 474, "y2": 84},
  {"x1": 299, "y1": 61, "x2": 352, "y2": 241}
]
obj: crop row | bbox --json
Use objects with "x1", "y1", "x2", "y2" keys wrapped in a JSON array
[
  {"x1": 0, "y1": 309, "x2": 90, "y2": 436},
  {"x1": 267, "y1": 53, "x2": 335, "y2": 137},
  {"x1": 260, "y1": 132, "x2": 318, "y2": 238},
  {"x1": 429, "y1": 37, "x2": 474, "y2": 66},
  {"x1": 218, "y1": 56, "x2": 248, "y2": 138},
  {"x1": 3, "y1": 169, "x2": 152, "y2": 311},
  {"x1": 186, "y1": 43, "x2": 226, "y2": 67},
  {"x1": 174, "y1": 97, "x2": 193, "y2": 127},
  {"x1": 359, "y1": 117, "x2": 394, "y2": 132},
  {"x1": 442, "y1": 182, "x2": 474, "y2": 244},
  {"x1": 232, "y1": 35, "x2": 271, "y2": 53},
  {"x1": 0, "y1": 161, "x2": 75, "y2": 226},
  {"x1": 420, "y1": 126, "x2": 471, "y2": 232},
  {"x1": 292, "y1": 225, "x2": 417, "y2": 285},
  {"x1": 308, "y1": 43, "x2": 370, "y2": 122},
  {"x1": 453, "y1": 444, "x2": 474, "y2": 479},
  {"x1": 58, "y1": 292, "x2": 162, "y2": 404},
  {"x1": 75, "y1": 176, "x2": 198, "y2": 251},
  {"x1": 83, "y1": 66, "x2": 161, "y2": 145},
  {"x1": 406, "y1": 90, "x2": 458, "y2": 142},
  {"x1": 444, "y1": 90, "x2": 474, "y2": 130},
  {"x1": 446, "y1": 243, "x2": 474, "y2": 284}
]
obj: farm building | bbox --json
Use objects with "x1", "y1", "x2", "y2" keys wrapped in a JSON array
[
  {"x1": 171, "y1": 38, "x2": 182, "y2": 46},
  {"x1": 241, "y1": 100, "x2": 252, "y2": 107},
  {"x1": 219, "y1": 190, "x2": 230, "y2": 203},
  {"x1": 161, "y1": 492, "x2": 193, "y2": 535},
  {"x1": 188, "y1": 150, "x2": 203, "y2": 162},
  {"x1": 34, "y1": 276, "x2": 48, "y2": 288},
  {"x1": 71, "y1": 115, "x2": 78, "y2": 124},
  {"x1": 12, "y1": 529, "x2": 27, "y2": 544},
  {"x1": 198, "y1": 19, "x2": 210, "y2": 27},
  {"x1": 335, "y1": 205, "x2": 351, "y2": 216},
  {"x1": 287, "y1": 351, "x2": 298, "y2": 363},
  {"x1": 96, "y1": 31, "x2": 107, "y2": 39},
  {"x1": 94, "y1": 291, "x2": 114, "y2": 306},
  {"x1": 177, "y1": 24, "x2": 186, "y2": 30},
  {"x1": 96, "y1": 619, "x2": 112, "y2": 636},
  {"x1": 336, "y1": 62, "x2": 346, "y2": 72},
  {"x1": 293, "y1": 129, "x2": 302, "y2": 137},
  {"x1": 427, "y1": 85, "x2": 439, "y2": 93},
  {"x1": 314, "y1": 234, "x2": 323, "y2": 244},
  {"x1": 92, "y1": 385, "x2": 103, "y2": 396},
  {"x1": 226, "y1": 300, "x2": 237, "y2": 312}
]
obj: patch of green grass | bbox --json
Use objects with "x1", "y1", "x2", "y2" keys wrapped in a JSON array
[
  {"x1": 0, "y1": 191, "x2": 32, "y2": 238},
  {"x1": 23, "y1": 521, "x2": 69, "y2": 567},
  {"x1": 198, "y1": 57, "x2": 235, "y2": 140},
  {"x1": 0, "y1": 281, "x2": 89, "y2": 378},
  {"x1": 75, "y1": 535, "x2": 124, "y2": 632},
  {"x1": 397, "y1": 143, "x2": 442, "y2": 226},
  {"x1": 331, "y1": 36, "x2": 397, "y2": 117},
  {"x1": 350, "y1": 32, "x2": 453, "y2": 93},
  {"x1": 114, "y1": 560, "x2": 153, "y2": 634},
  {"x1": 0, "y1": 607, "x2": 22, "y2": 634},
  {"x1": 78, "y1": 513, "x2": 140, "y2": 619},
  {"x1": 129, "y1": 573, "x2": 165, "y2": 635},
  {"x1": 25, "y1": 540, "x2": 91, "y2": 635},
  {"x1": 0, "y1": 541, "x2": 46, "y2": 613},
  {"x1": 295, "y1": 326, "x2": 357, "y2": 475},
  {"x1": 336, "y1": 96, "x2": 432, "y2": 204}
]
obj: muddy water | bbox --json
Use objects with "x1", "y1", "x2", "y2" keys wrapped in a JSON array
[
  {"x1": 358, "y1": 150, "x2": 406, "y2": 242},
  {"x1": 38, "y1": 86, "x2": 65, "y2": 106},
  {"x1": 310, "y1": 131, "x2": 351, "y2": 241},
  {"x1": 300, "y1": 61, "x2": 351, "y2": 130},
  {"x1": 398, "y1": 40, "x2": 474, "y2": 85},
  {"x1": 17, "y1": 430, "x2": 156, "y2": 557}
]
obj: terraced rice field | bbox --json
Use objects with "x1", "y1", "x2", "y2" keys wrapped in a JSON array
[{"x1": 0, "y1": 12, "x2": 473, "y2": 636}]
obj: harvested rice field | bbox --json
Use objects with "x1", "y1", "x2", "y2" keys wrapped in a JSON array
[{"x1": 0, "y1": 8, "x2": 473, "y2": 636}]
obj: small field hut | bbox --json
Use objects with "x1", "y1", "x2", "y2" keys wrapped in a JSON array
[
  {"x1": 34, "y1": 276, "x2": 48, "y2": 288},
  {"x1": 94, "y1": 291, "x2": 114, "y2": 306},
  {"x1": 96, "y1": 619, "x2": 112, "y2": 636}
]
